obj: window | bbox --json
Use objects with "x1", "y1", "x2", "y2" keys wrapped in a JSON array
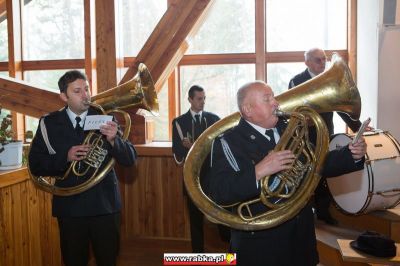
[
  {"x1": 24, "y1": 70, "x2": 76, "y2": 93},
  {"x1": 266, "y1": 0, "x2": 347, "y2": 51},
  {"x1": 267, "y1": 62, "x2": 305, "y2": 95},
  {"x1": 187, "y1": 0, "x2": 255, "y2": 54},
  {"x1": 22, "y1": 0, "x2": 84, "y2": 60},
  {"x1": 121, "y1": 0, "x2": 166, "y2": 57},
  {"x1": 142, "y1": 83, "x2": 169, "y2": 141},
  {"x1": 180, "y1": 64, "x2": 255, "y2": 118},
  {"x1": 0, "y1": 17, "x2": 7, "y2": 61},
  {"x1": 4, "y1": 0, "x2": 352, "y2": 142}
]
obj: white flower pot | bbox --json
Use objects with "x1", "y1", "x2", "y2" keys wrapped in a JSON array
[{"x1": 0, "y1": 141, "x2": 23, "y2": 170}]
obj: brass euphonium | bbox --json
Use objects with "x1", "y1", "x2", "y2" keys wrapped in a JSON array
[
  {"x1": 29, "y1": 63, "x2": 158, "y2": 196},
  {"x1": 183, "y1": 53, "x2": 361, "y2": 230}
]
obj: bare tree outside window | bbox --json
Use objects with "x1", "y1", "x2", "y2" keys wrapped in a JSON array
[
  {"x1": 23, "y1": 0, "x2": 84, "y2": 60},
  {"x1": 122, "y1": 0, "x2": 166, "y2": 57},
  {"x1": 187, "y1": 0, "x2": 255, "y2": 54}
]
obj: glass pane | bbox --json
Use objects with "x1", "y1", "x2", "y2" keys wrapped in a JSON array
[
  {"x1": 187, "y1": 0, "x2": 255, "y2": 54},
  {"x1": 0, "y1": 107, "x2": 10, "y2": 120},
  {"x1": 267, "y1": 62, "x2": 305, "y2": 95},
  {"x1": 180, "y1": 64, "x2": 255, "y2": 118},
  {"x1": 24, "y1": 69, "x2": 84, "y2": 93},
  {"x1": 25, "y1": 116, "x2": 39, "y2": 139},
  {"x1": 121, "y1": 0, "x2": 166, "y2": 57},
  {"x1": 0, "y1": 72, "x2": 9, "y2": 77},
  {"x1": 23, "y1": 0, "x2": 84, "y2": 60},
  {"x1": 141, "y1": 83, "x2": 169, "y2": 141},
  {"x1": 266, "y1": 0, "x2": 347, "y2": 51},
  {"x1": 0, "y1": 17, "x2": 7, "y2": 61}
]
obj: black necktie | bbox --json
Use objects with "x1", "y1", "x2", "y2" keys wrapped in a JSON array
[
  {"x1": 265, "y1": 129, "x2": 275, "y2": 144},
  {"x1": 194, "y1": 114, "x2": 201, "y2": 140},
  {"x1": 75, "y1": 116, "x2": 83, "y2": 136}
]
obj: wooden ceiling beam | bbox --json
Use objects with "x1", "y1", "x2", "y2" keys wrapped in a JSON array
[
  {"x1": 0, "y1": 0, "x2": 214, "y2": 119},
  {"x1": 0, "y1": 76, "x2": 63, "y2": 118},
  {"x1": 120, "y1": 0, "x2": 214, "y2": 92}
]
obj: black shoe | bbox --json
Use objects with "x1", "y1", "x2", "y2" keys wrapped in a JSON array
[{"x1": 317, "y1": 213, "x2": 338, "y2": 225}]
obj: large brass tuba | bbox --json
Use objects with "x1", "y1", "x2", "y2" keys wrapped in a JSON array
[
  {"x1": 29, "y1": 63, "x2": 158, "y2": 196},
  {"x1": 183, "y1": 54, "x2": 361, "y2": 230}
]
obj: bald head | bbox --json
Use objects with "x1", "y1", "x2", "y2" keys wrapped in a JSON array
[
  {"x1": 304, "y1": 48, "x2": 327, "y2": 75},
  {"x1": 237, "y1": 81, "x2": 279, "y2": 128},
  {"x1": 237, "y1": 81, "x2": 262, "y2": 111}
]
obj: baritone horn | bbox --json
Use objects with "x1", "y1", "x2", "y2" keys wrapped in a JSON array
[
  {"x1": 29, "y1": 63, "x2": 158, "y2": 196},
  {"x1": 183, "y1": 53, "x2": 361, "y2": 231}
]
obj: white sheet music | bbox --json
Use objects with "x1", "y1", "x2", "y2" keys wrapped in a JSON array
[{"x1": 83, "y1": 115, "x2": 113, "y2": 131}]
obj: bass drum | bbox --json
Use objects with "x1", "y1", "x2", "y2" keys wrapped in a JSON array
[{"x1": 327, "y1": 130, "x2": 400, "y2": 214}]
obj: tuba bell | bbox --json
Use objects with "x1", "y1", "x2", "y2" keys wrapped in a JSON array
[
  {"x1": 29, "y1": 63, "x2": 158, "y2": 196},
  {"x1": 183, "y1": 53, "x2": 361, "y2": 230}
]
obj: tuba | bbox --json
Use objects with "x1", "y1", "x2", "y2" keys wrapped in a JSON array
[
  {"x1": 29, "y1": 63, "x2": 158, "y2": 196},
  {"x1": 183, "y1": 53, "x2": 361, "y2": 230}
]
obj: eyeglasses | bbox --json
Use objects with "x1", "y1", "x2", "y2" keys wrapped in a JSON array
[{"x1": 312, "y1": 56, "x2": 327, "y2": 64}]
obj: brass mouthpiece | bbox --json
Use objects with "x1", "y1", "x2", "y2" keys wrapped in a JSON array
[{"x1": 273, "y1": 109, "x2": 291, "y2": 117}]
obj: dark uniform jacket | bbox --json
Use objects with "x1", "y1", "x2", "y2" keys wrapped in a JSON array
[
  {"x1": 289, "y1": 69, "x2": 361, "y2": 143},
  {"x1": 208, "y1": 117, "x2": 365, "y2": 266},
  {"x1": 172, "y1": 110, "x2": 220, "y2": 163},
  {"x1": 29, "y1": 106, "x2": 136, "y2": 217}
]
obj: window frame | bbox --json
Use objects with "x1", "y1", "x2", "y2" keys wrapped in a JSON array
[{"x1": 0, "y1": 0, "x2": 356, "y2": 142}]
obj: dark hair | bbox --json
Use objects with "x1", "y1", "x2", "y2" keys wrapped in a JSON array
[
  {"x1": 58, "y1": 70, "x2": 88, "y2": 93},
  {"x1": 188, "y1": 85, "x2": 204, "y2": 99}
]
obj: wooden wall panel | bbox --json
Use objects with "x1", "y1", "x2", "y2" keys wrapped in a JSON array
[
  {"x1": 0, "y1": 170, "x2": 62, "y2": 266},
  {"x1": 0, "y1": 150, "x2": 190, "y2": 265},
  {"x1": 117, "y1": 155, "x2": 190, "y2": 240}
]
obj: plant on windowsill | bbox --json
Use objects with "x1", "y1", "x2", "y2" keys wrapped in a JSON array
[{"x1": 0, "y1": 104, "x2": 23, "y2": 170}]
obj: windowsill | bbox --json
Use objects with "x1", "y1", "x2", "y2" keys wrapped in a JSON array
[
  {"x1": 135, "y1": 141, "x2": 173, "y2": 157},
  {"x1": 0, "y1": 167, "x2": 29, "y2": 188}
]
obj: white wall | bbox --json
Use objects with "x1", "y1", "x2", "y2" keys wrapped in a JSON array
[
  {"x1": 358, "y1": 0, "x2": 400, "y2": 140},
  {"x1": 377, "y1": 25, "x2": 400, "y2": 140},
  {"x1": 357, "y1": 1, "x2": 380, "y2": 128}
]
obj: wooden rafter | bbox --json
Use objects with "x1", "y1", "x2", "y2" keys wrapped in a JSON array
[
  {"x1": 0, "y1": 76, "x2": 63, "y2": 118},
  {"x1": 0, "y1": 0, "x2": 214, "y2": 119},
  {"x1": 120, "y1": 0, "x2": 214, "y2": 91}
]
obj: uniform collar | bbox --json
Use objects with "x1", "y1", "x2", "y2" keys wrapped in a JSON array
[
  {"x1": 190, "y1": 109, "x2": 203, "y2": 120},
  {"x1": 244, "y1": 119, "x2": 278, "y2": 142},
  {"x1": 66, "y1": 107, "x2": 88, "y2": 127}
]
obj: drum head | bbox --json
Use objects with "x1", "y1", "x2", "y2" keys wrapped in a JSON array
[{"x1": 327, "y1": 132, "x2": 400, "y2": 214}]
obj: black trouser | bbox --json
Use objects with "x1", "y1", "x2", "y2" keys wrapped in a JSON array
[
  {"x1": 314, "y1": 178, "x2": 332, "y2": 216},
  {"x1": 187, "y1": 196, "x2": 204, "y2": 252},
  {"x1": 57, "y1": 212, "x2": 121, "y2": 266}
]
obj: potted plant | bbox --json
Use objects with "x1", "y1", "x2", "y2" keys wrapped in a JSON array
[{"x1": 0, "y1": 104, "x2": 23, "y2": 170}]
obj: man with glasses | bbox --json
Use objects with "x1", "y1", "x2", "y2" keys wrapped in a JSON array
[{"x1": 288, "y1": 48, "x2": 362, "y2": 225}]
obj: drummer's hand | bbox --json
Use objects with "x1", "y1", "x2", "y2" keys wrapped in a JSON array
[
  {"x1": 349, "y1": 136, "x2": 367, "y2": 160},
  {"x1": 365, "y1": 125, "x2": 374, "y2": 131}
]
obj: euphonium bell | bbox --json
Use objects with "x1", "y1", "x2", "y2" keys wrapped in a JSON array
[
  {"x1": 29, "y1": 63, "x2": 158, "y2": 196},
  {"x1": 183, "y1": 53, "x2": 361, "y2": 230},
  {"x1": 91, "y1": 63, "x2": 159, "y2": 115}
]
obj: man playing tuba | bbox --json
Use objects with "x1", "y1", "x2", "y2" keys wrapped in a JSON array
[{"x1": 207, "y1": 81, "x2": 367, "y2": 266}]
